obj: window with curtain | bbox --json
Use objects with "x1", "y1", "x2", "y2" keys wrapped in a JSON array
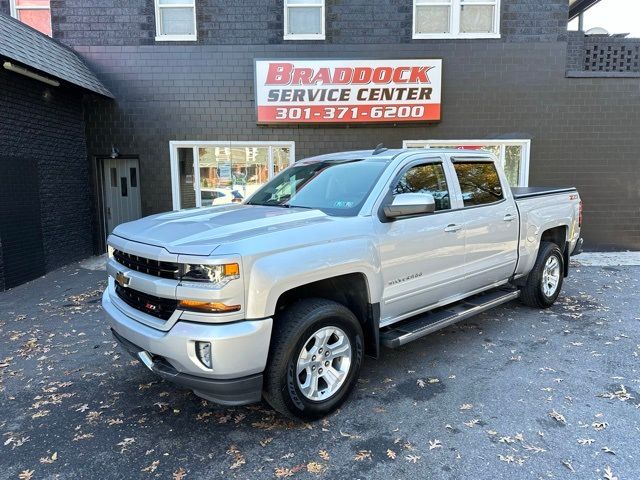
[
  {"x1": 284, "y1": 0, "x2": 325, "y2": 40},
  {"x1": 10, "y1": 0, "x2": 51, "y2": 36},
  {"x1": 155, "y1": 0, "x2": 196, "y2": 41},
  {"x1": 414, "y1": 0, "x2": 500, "y2": 38}
]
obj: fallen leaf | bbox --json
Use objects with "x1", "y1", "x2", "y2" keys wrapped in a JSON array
[
  {"x1": 141, "y1": 460, "x2": 159, "y2": 473},
  {"x1": 429, "y1": 439, "x2": 442, "y2": 450},
  {"x1": 275, "y1": 467, "x2": 293, "y2": 478},
  {"x1": 318, "y1": 450, "x2": 330, "y2": 461},
  {"x1": 18, "y1": 470, "x2": 34, "y2": 480},
  {"x1": 405, "y1": 454, "x2": 421, "y2": 463},
  {"x1": 549, "y1": 410, "x2": 567, "y2": 425},
  {"x1": 173, "y1": 467, "x2": 187, "y2": 480},
  {"x1": 603, "y1": 465, "x2": 618, "y2": 480},
  {"x1": 353, "y1": 450, "x2": 371, "y2": 461},
  {"x1": 306, "y1": 462, "x2": 325, "y2": 474},
  {"x1": 386, "y1": 449, "x2": 397, "y2": 460}
]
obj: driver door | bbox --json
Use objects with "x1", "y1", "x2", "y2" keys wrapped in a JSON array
[{"x1": 376, "y1": 158, "x2": 466, "y2": 325}]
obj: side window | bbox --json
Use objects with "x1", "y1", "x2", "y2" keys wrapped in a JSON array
[
  {"x1": 453, "y1": 162, "x2": 503, "y2": 207},
  {"x1": 284, "y1": 0, "x2": 325, "y2": 40},
  {"x1": 394, "y1": 163, "x2": 451, "y2": 211}
]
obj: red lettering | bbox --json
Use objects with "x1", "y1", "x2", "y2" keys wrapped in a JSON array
[
  {"x1": 408, "y1": 66, "x2": 433, "y2": 84},
  {"x1": 373, "y1": 67, "x2": 392, "y2": 84},
  {"x1": 352, "y1": 67, "x2": 372, "y2": 84},
  {"x1": 310, "y1": 67, "x2": 332, "y2": 85},
  {"x1": 392, "y1": 66, "x2": 410, "y2": 83},
  {"x1": 332, "y1": 67, "x2": 353, "y2": 84},
  {"x1": 265, "y1": 62, "x2": 293, "y2": 85},
  {"x1": 291, "y1": 67, "x2": 313, "y2": 85}
]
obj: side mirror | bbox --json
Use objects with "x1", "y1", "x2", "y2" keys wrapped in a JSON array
[{"x1": 383, "y1": 193, "x2": 436, "y2": 219}]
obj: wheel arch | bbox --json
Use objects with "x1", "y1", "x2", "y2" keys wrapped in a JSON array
[{"x1": 273, "y1": 273, "x2": 380, "y2": 358}]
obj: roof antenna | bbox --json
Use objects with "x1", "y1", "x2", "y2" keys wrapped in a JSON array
[{"x1": 372, "y1": 143, "x2": 387, "y2": 155}]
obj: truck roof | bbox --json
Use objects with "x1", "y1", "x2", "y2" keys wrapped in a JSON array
[{"x1": 300, "y1": 148, "x2": 493, "y2": 164}]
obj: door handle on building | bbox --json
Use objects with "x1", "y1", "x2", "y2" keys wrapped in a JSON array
[
  {"x1": 444, "y1": 224, "x2": 462, "y2": 232},
  {"x1": 503, "y1": 214, "x2": 516, "y2": 222}
]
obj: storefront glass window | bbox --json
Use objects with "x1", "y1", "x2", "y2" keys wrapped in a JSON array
[
  {"x1": 171, "y1": 142, "x2": 294, "y2": 210},
  {"x1": 404, "y1": 140, "x2": 529, "y2": 187}
]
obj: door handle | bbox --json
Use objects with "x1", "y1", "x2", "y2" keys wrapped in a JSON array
[
  {"x1": 503, "y1": 214, "x2": 516, "y2": 222},
  {"x1": 444, "y1": 224, "x2": 462, "y2": 232}
]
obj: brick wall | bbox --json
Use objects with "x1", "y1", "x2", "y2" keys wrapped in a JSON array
[
  {"x1": 51, "y1": 0, "x2": 569, "y2": 47},
  {"x1": 77, "y1": 40, "x2": 640, "y2": 251},
  {"x1": 0, "y1": 68, "x2": 93, "y2": 288}
]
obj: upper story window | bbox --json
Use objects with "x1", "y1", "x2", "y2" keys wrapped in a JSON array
[
  {"x1": 284, "y1": 0, "x2": 325, "y2": 40},
  {"x1": 10, "y1": 0, "x2": 51, "y2": 36},
  {"x1": 154, "y1": 0, "x2": 197, "y2": 42},
  {"x1": 413, "y1": 0, "x2": 500, "y2": 39}
]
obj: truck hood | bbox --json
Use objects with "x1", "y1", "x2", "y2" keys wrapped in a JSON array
[{"x1": 111, "y1": 204, "x2": 331, "y2": 256}]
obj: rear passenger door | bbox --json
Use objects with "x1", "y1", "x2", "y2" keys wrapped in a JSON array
[{"x1": 452, "y1": 159, "x2": 519, "y2": 292}]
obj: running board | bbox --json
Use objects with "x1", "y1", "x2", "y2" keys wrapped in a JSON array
[{"x1": 380, "y1": 288, "x2": 520, "y2": 348}]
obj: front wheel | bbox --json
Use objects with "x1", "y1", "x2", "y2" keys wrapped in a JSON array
[
  {"x1": 263, "y1": 298, "x2": 364, "y2": 421},
  {"x1": 520, "y1": 241, "x2": 564, "y2": 308}
]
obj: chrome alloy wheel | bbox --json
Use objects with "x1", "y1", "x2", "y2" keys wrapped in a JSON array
[
  {"x1": 542, "y1": 255, "x2": 561, "y2": 297},
  {"x1": 296, "y1": 326, "x2": 352, "y2": 401}
]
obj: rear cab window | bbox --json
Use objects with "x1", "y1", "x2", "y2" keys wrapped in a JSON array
[{"x1": 453, "y1": 161, "x2": 504, "y2": 207}]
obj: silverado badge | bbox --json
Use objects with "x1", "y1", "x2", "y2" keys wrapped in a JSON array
[{"x1": 115, "y1": 271, "x2": 130, "y2": 287}]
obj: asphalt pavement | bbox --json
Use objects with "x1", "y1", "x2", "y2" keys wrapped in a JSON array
[{"x1": 1, "y1": 260, "x2": 638, "y2": 479}]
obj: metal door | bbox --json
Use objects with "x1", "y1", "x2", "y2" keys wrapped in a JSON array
[
  {"x1": 376, "y1": 159, "x2": 467, "y2": 325},
  {"x1": 102, "y1": 158, "x2": 142, "y2": 235}
]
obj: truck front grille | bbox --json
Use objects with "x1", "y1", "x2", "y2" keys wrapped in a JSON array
[
  {"x1": 115, "y1": 284, "x2": 178, "y2": 321},
  {"x1": 113, "y1": 249, "x2": 179, "y2": 279}
]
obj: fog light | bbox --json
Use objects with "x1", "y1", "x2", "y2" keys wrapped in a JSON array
[{"x1": 196, "y1": 341, "x2": 212, "y2": 369}]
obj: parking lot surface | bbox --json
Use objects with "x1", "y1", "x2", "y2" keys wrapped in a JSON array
[{"x1": 1, "y1": 261, "x2": 638, "y2": 479}]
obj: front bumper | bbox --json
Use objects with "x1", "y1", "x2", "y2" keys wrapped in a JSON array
[
  {"x1": 103, "y1": 289, "x2": 273, "y2": 406},
  {"x1": 111, "y1": 329, "x2": 263, "y2": 405}
]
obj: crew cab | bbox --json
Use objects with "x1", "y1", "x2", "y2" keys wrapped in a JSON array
[{"x1": 102, "y1": 148, "x2": 583, "y2": 420}]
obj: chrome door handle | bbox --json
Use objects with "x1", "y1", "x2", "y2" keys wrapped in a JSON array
[
  {"x1": 503, "y1": 214, "x2": 516, "y2": 222},
  {"x1": 444, "y1": 224, "x2": 462, "y2": 232}
]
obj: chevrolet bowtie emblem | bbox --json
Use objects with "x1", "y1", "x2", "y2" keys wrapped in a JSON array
[{"x1": 115, "y1": 271, "x2": 130, "y2": 287}]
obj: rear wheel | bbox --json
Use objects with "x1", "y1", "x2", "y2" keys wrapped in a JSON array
[
  {"x1": 520, "y1": 241, "x2": 564, "y2": 308},
  {"x1": 263, "y1": 298, "x2": 364, "y2": 421}
]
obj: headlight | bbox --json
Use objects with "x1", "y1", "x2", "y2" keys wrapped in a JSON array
[
  {"x1": 107, "y1": 245, "x2": 114, "y2": 258},
  {"x1": 180, "y1": 263, "x2": 240, "y2": 286}
]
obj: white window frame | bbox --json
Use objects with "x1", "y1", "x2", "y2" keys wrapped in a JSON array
[
  {"x1": 9, "y1": 0, "x2": 51, "y2": 34},
  {"x1": 169, "y1": 141, "x2": 296, "y2": 210},
  {"x1": 413, "y1": 0, "x2": 501, "y2": 40},
  {"x1": 403, "y1": 139, "x2": 530, "y2": 186},
  {"x1": 154, "y1": 0, "x2": 197, "y2": 42},
  {"x1": 284, "y1": 0, "x2": 326, "y2": 41}
]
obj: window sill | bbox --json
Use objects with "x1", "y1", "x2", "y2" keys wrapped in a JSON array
[
  {"x1": 412, "y1": 33, "x2": 501, "y2": 40},
  {"x1": 155, "y1": 35, "x2": 197, "y2": 42},
  {"x1": 283, "y1": 34, "x2": 326, "y2": 41}
]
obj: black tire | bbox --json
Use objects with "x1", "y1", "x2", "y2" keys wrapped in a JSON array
[
  {"x1": 263, "y1": 298, "x2": 364, "y2": 421},
  {"x1": 520, "y1": 241, "x2": 564, "y2": 308}
]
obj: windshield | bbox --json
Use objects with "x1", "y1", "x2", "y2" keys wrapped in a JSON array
[{"x1": 247, "y1": 159, "x2": 387, "y2": 216}]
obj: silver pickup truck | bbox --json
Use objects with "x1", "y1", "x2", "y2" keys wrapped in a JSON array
[{"x1": 103, "y1": 148, "x2": 583, "y2": 420}]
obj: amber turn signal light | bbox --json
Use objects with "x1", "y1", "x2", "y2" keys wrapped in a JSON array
[{"x1": 178, "y1": 300, "x2": 240, "y2": 313}]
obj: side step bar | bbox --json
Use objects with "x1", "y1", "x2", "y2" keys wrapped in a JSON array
[{"x1": 380, "y1": 288, "x2": 521, "y2": 348}]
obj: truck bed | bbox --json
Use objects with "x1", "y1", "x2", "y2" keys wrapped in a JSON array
[{"x1": 511, "y1": 186, "x2": 577, "y2": 199}]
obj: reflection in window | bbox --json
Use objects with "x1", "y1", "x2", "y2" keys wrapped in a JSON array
[
  {"x1": 454, "y1": 162, "x2": 504, "y2": 207},
  {"x1": 394, "y1": 163, "x2": 451, "y2": 211}
]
